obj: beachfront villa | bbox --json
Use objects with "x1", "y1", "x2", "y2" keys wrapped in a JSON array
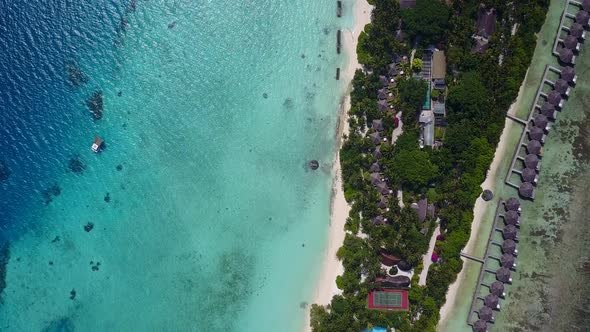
[{"x1": 472, "y1": 6, "x2": 496, "y2": 54}]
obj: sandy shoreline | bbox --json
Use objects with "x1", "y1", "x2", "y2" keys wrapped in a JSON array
[
  {"x1": 303, "y1": 1, "x2": 372, "y2": 331},
  {"x1": 437, "y1": 71, "x2": 528, "y2": 327}
]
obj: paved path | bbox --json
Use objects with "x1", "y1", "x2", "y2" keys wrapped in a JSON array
[{"x1": 418, "y1": 224, "x2": 440, "y2": 286}]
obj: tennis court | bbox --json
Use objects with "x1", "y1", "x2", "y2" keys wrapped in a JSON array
[{"x1": 367, "y1": 289, "x2": 409, "y2": 310}]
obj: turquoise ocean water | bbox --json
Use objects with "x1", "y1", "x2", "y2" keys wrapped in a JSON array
[{"x1": 0, "y1": 1, "x2": 354, "y2": 330}]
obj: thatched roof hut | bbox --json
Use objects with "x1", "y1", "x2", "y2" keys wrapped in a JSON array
[
  {"x1": 473, "y1": 319, "x2": 488, "y2": 332},
  {"x1": 528, "y1": 127, "x2": 545, "y2": 142},
  {"x1": 369, "y1": 132, "x2": 382, "y2": 145},
  {"x1": 559, "y1": 48, "x2": 575, "y2": 64},
  {"x1": 500, "y1": 252, "x2": 516, "y2": 269},
  {"x1": 502, "y1": 239, "x2": 518, "y2": 255},
  {"x1": 478, "y1": 305, "x2": 494, "y2": 322},
  {"x1": 554, "y1": 78, "x2": 571, "y2": 96},
  {"x1": 583, "y1": 0, "x2": 590, "y2": 12},
  {"x1": 504, "y1": 197, "x2": 521, "y2": 212},
  {"x1": 563, "y1": 35, "x2": 580, "y2": 50},
  {"x1": 490, "y1": 281, "x2": 506, "y2": 297},
  {"x1": 521, "y1": 167, "x2": 538, "y2": 183},
  {"x1": 569, "y1": 22, "x2": 585, "y2": 39},
  {"x1": 524, "y1": 154, "x2": 540, "y2": 169},
  {"x1": 369, "y1": 162, "x2": 381, "y2": 173},
  {"x1": 540, "y1": 102, "x2": 557, "y2": 119},
  {"x1": 519, "y1": 182, "x2": 535, "y2": 199},
  {"x1": 482, "y1": 189, "x2": 494, "y2": 201},
  {"x1": 576, "y1": 10, "x2": 590, "y2": 27},
  {"x1": 378, "y1": 99, "x2": 389, "y2": 112},
  {"x1": 378, "y1": 88, "x2": 388, "y2": 100},
  {"x1": 378, "y1": 196, "x2": 388, "y2": 209},
  {"x1": 376, "y1": 275, "x2": 411, "y2": 288},
  {"x1": 376, "y1": 181, "x2": 391, "y2": 195},
  {"x1": 504, "y1": 210, "x2": 520, "y2": 226},
  {"x1": 372, "y1": 119, "x2": 385, "y2": 131},
  {"x1": 533, "y1": 114, "x2": 549, "y2": 130},
  {"x1": 373, "y1": 215, "x2": 386, "y2": 225},
  {"x1": 373, "y1": 146, "x2": 382, "y2": 159},
  {"x1": 560, "y1": 66, "x2": 577, "y2": 84},
  {"x1": 484, "y1": 294, "x2": 500, "y2": 309},
  {"x1": 502, "y1": 225, "x2": 518, "y2": 241},
  {"x1": 547, "y1": 90, "x2": 563, "y2": 107},
  {"x1": 527, "y1": 140, "x2": 542, "y2": 155},
  {"x1": 379, "y1": 75, "x2": 389, "y2": 86},
  {"x1": 370, "y1": 172, "x2": 382, "y2": 185},
  {"x1": 380, "y1": 251, "x2": 401, "y2": 266},
  {"x1": 496, "y1": 267, "x2": 512, "y2": 283}
]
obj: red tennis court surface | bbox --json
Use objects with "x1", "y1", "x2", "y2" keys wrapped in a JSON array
[{"x1": 367, "y1": 289, "x2": 409, "y2": 310}]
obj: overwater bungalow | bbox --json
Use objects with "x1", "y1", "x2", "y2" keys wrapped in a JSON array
[
  {"x1": 490, "y1": 280, "x2": 506, "y2": 297},
  {"x1": 91, "y1": 137, "x2": 104, "y2": 153},
  {"x1": 378, "y1": 88, "x2": 388, "y2": 100},
  {"x1": 569, "y1": 22, "x2": 586, "y2": 40},
  {"x1": 583, "y1": 0, "x2": 590, "y2": 12},
  {"x1": 560, "y1": 66, "x2": 577, "y2": 84},
  {"x1": 373, "y1": 146, "x2": 383, "y2": 159},
  {"x1": 519, "y1": 182, "x2": 535, "y2": 199},
  {"x1": 547, "y1": 90, "x2": 564, "y2": 108},
  {"x1": 527, "y1": 140, "x2": 543, "y2": 155},
  {"x1": 373, "y1": 119, "x2": 385, "y2": 132},
  {"x1": 504, "y1": 210, "x2": 520, "y2": 226},
  {"x1": 540, "y1": 105, "x2": 558, "y2": 120},
  {"x1": 370, "y1": 132, "x2": 382, "y2": 145},
  {"x1": 478, "y1": 306, "x2": 494, "y2": 322},
  {"x1": 496, "y1": 267, "x2": 512, "y2": 283},
  {"x1": 500, "y1": 252, "x2": 516, "y2": 270},
  {"x1": 559, "y1": 48, "x2": 576, "y2": 64},
  {"x1": 378, "y1": 99, "x2": 389, "y2": 112},
  {"x1": 371, "y1": 172, "x2": 382, "y2": 185},
  {"x1": 532, "y1": 114, "x2": 550, "y2": 131},
  {"x1": 553, "y1": 78, "x2": 571, "y2": 96},
  {"x1": 504, "y1": 197, "x2": 521, "y2": 212},
  {"x1": 473, "y1": 319, "x2": 488, "y2": 332},
  {"x1": 528, "y1": 127, "x2": 546, "y2": 142},
  {"x1": 576, "y1": 10, "x2": 590, "y2": 27},
  {"x1": 370, "y1": 162, "x2": 381, "y2": 173},
  {"x1": 502, "y1": 239, "x2": 518, "y2": 255},
  {"x1": 521, "y1": 167, "x2": 538, "y2": 184},
  {"x1": 484, "y1": 294, "x2": 500, "y2": 310},
  {"x1": 563, "y1": 35, "x2": 581, "y2": 51},
  {"x1": 373, "y1": 215, "x2": 387, "y2": 225},
  {"x1": 502, "y1": 224, "x2": 518, "y2": 241},
  {"x1": 524, "y1": 154, "x2": 540, "y2": 170}
]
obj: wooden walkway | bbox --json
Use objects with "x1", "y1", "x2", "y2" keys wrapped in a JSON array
[{"x1": 552, "y1": 0, "x2": 584, "y2": 56}]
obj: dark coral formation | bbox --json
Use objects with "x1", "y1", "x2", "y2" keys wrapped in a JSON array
[
  {"x1": 0, "y1": 242, "x2": 8, "y2": 301},
  {"x1": 84, "y1": 222, "x2": 94, "y2": 232},
  {"x1": 86, "y1": 91, "x2": 103, "y2": 120},
  {"x1": 116, "y1": 164, "x2": 123, "y2": 171},
  {"x1": 68, "y1": 156, "x2": 85, "y2": 174},
  {"x1": 168, "y1": 21, "x2": 177, "y2": 29},
  {"x1": 0, "y1": 160, "x2": 10, "y2": 182},
  {"x1": 41, "y1": 317, "x2": 75, "y2": 332},
  {"x1": 65, "y1": 60, "x2": 88, "y2": 87},
  {"x1": 104, "y1": 192, "x2": 111, "y2": 203},
  {"x1": 42, "y1": 184, "x2": 61, "y2": 205},
  {"x1": 69, "y1": 289, "x2": 76, "y2": 300}
]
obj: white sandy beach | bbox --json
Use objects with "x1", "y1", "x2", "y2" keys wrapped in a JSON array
[
  {"x1": 303, "y1": 1, "x2": 372, "y2": 331},
  {"x1": 437, "y1": 73, "x2": 528, "y2": 327}
]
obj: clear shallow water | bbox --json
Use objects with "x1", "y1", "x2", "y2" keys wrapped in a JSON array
[{"x1": 0, "y1": 1, "x2": 350, "y2": 330}]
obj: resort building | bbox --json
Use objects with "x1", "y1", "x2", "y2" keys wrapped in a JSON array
[
  {"x1": 472, "y1": 7, "x2": 496, "y2": 54},
  {"x1": 398, "y1": 0, "x2": 416, "y2": 9}
]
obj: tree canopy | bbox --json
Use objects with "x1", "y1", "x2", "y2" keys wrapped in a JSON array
[
  {"x1": 390, "y1": 149, "x2": 438, "y2": 189},
  {"x1": 401, "y1": 0, "x2": 451, "y2": 45}
]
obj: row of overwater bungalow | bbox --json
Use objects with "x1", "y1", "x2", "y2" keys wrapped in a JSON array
[
  {"x1": 512, "y1": 1, "x2": 587, "y2": 200},
  {"x1": 471, "y1": 197, "x2": 522, "y2": 332}
]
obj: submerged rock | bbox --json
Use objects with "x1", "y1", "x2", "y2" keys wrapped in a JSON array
[
  {"x1": 65, "y1": 60, "x2": 88, "y2": 87},
  {"x1": 86, "y1": 91, "x2": 104, "y2": 120},
  {"x1": 69, "y1": 289, "x2": 76, "y2": 300},
  {"x1": 84, "y1": 222, "x2": 94, "y2": 232},
  {"x1": 309, "y1": 160, "x2": 319, "y2": 170},
  {"x1": 0, "y1": 160, "x2": 10, "y2": 182},
  {"x1": 68, "y1": 156, "x2": 85, "y2": 174},
  {"x1": 104, "y1": 193, "x2": 111, "y2": 203},
  {"x1": 116, "y1": 164, "x2": 123, "y2": 171},
  {"x1": 168, "y1": 21, "x2": 177, "y2": 29},
  {"x1": 0, "y1": 241, "x2": 9, "y2": 300},
  {"x1": 42, "y1": 184, "x2": 61, "y2": 205}
]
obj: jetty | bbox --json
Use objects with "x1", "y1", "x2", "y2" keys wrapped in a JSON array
[
  {"x1": 337, "y1": 30, "x2": 342, "y2": 54},
  {"x1": 337, "y1": 1, "x2": 342, "y2": 17}
]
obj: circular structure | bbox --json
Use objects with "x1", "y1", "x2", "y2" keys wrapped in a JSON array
[
  {"x1": 528, "y1": 127, "x2": 545, "y2": 141},
  {"x1": 570, "y1": 23, "x2": 585, "y2": 39},
  {"x1": 561, "y1": 66, "x2": 576, "y2": 83},
  {"x1": 473, "y1": 319, "x2": 487, "y2": 332},
  {"x1": 478, "y1": 306, "x2": 494, "y2": 322},
  {"x1": 521, "y1": 167, "x2": 538, "y2": 183},
  {"x1": 519, "y1": 182, "x2": 535, "y2": 199},
  {"x1": 504, "y1": 197, "x2": 521, "y2": 212},
  {"x1": 482, "y1": 189, "x2": 494, "y2": 201},
  {"x1": 533, "y1": 114, "x2": 549, "y2": 130},
  {"x1": 540, "y1": 102, "x2": 557, "y2": 119},
  {"x1": 559, "y1": 48, "x2": 575, "y2": 64},
  {"x1": 502, "y1": 225, "x2": 518, "y2": 241},
  {"x1": 502, "y1": 239, "x2": 517, "y2": 255},
  {"x1": 397, "y1": 260, "x2": 412, "y2": 272},
  {"x1": 500, "y1": 252, "x2": 516, "y2": 269},
  {"x1": 527, "y1": 140, "x2": 542, "y2": 155},
  {"x1": 583, "y1": 0, "x2": 590, "y2": 12},
  {"x1": 553, "y1": 78, "x2": 570, "y2": 96},
  {"x1": 576, "y1": 10, "x2": 590, "y2": 26},
  {"x1": 547, "y1": 90, "x2": 563, "y2": 107},
  {"x1": 490, "y1": 280, "x2": 505, "y2": 297},
  {"x1": 496, "y1": 267, "x2": 512, "y2": 283},
  {"x1": 504, "y1": 210, "x2": 520, "y2": 226},
  {"x1": 563, "y1": 35, "x2": 579, "y2": 50},
  {"x1": 309, "y1": 160, "x2": 319, "y2": 170},
  {"x1": 484, "y1": 294, "x2": 500, "y2": 309},
  {"x1": 524, "y1": 154, "x2": 540, "y2": 169}
]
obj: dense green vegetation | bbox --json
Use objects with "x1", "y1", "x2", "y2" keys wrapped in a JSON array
[{"x1": 311, "y1": 0, "x2": 549, "y2": 331}]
